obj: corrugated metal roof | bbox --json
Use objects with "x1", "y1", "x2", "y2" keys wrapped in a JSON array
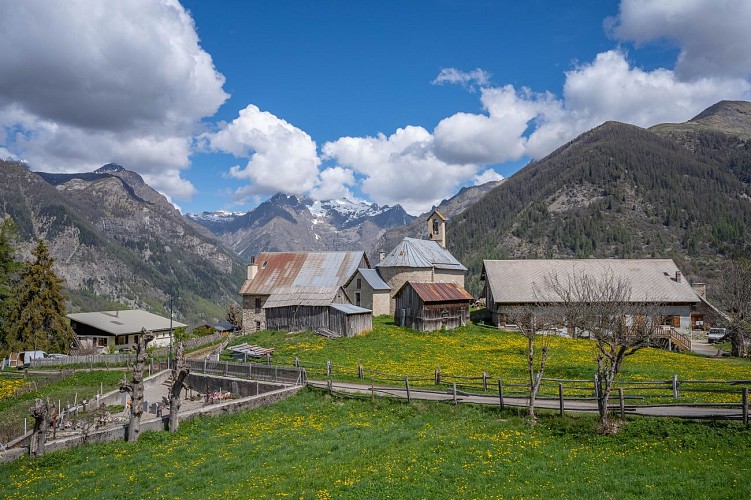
[
  {"x1": 400, "y1": 282, "x2": 474, "y2": 303},
  {"x1": 240, "y1": 251, "x2": 366, "y2": 296},
  {"x1": 67, "y1": 310, "x2": 186, "y2": 335},
  {"x1": 482, "y1": 259, "x2": 702, "y2": 304},
  {"x1": 358, "y1": 268, "x2": 391, "y2": 290},
  {"x1": 330, "y1": 303, "x2": 372, "y2": 315},
  {"x1": 376, "y1": 238, "x2": 467, "y2": 271}
]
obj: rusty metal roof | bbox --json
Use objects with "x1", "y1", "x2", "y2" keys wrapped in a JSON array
[
  {"x1": 240, "y1": 251, "x2": 367, "y2": 307},
  {"x1": 398, "y1": 281, "x2": 474, "y2": 303}
]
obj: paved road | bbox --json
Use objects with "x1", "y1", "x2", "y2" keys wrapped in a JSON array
[
  {"x1": 308, "y1": 380, "x2": 747, "y2": 421},
  {"x1": 691, "y1": 339, "x2": 727, "y2": 357}
]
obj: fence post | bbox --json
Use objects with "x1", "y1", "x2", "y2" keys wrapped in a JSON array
[
  {"x1": 498, "y1": 379, "x2": 505, "y2": 411},
  {"x1": 435, "y1": 366, "x2": 441, "y2": 385},
  {"x1": 743, "y1": 387, "x2": 749, "y2": 427},
  {"x1": 248, "y1": 363, "x2": 252, "y2": 379},
  {"x1": 266, "y1": 353, "x2": 271, "y2": 366},
  {"x1": 371, "y1": 377, "x2": 374, "y2": 400},
  {"x1": 203, "y1": 358, "x2": 207, "y2": 373},
  {"x1": 672, "y1": 374, "x2": 679, "y2": 398},
  {"x1": 618, "y1": 388, "x2": 625, "y2": 419},
  {"x1": 326, "y1": 360, "x2": 332, "y2": 377},
  {"x1": 358, "y1": 362, "x2": 363, "y2": 379},
  {"x1": 327, "y1": 379, "x2": 333, "y2": 396},
  {"x1": 453, "y1": 382, "x2": 457, "y2": 405},
  {"x1": 558, "y1": 383, "x2": 564, "y2": 416},
  {"x1": 294, "y1": 357, "x2": 299, "y2": 368},
  {"x1": 483, "y1": 372, "x2": 488, "y2": 391},
  {"x1": 224, "y1": 361, "x2": 228, "y2": 376},
  {"x1": 405, "y1": 376, "x2": 411, "y2": 403}
]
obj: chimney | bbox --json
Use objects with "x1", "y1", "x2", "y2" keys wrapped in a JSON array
[
  {"x1": 247, "y1": 256, "x2": 258, "y2": 281},
  {"x1": 675, "y1": 271, "x2": 682, "y2": 283},
  {"x1": 692, "y1": 283, "x2": 706, "y2": 298},
  {"x1": 378, "y1": 250, "x2": 385, "y2": 262}
]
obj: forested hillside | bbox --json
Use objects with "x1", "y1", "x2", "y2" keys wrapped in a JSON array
[{"x1": 451, "y1": 101, "x2": 751, "y2": 295}]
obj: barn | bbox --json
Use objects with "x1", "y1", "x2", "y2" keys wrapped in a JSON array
[
  {"x1": 393, "y1": 281, "x2": 473, "y2": 331},
  {"x1": 240, "y1": 251, "x2": 372, "y2": 337}
]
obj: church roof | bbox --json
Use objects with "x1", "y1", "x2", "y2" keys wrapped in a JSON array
[{"x1": 376, "y1": 237, "x2": 466, "y2": 272}]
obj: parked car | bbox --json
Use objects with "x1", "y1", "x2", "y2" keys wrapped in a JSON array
[
  {"x1": 707, "y1": 328, "x2": 728, "y2": 343},
  {"x1": 47, "y1": 353, "x2": 68, "y2": 359}
]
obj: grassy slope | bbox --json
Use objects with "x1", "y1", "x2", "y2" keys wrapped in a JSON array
[
  {"x1": 1, "y1": 389, "x2": 749, "y2": 498},
  {"x1": 231, "y1": 317, "x2": 751, "y2": 384}
]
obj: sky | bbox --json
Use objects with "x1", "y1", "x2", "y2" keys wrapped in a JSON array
[{"x1": 1, "y1": 1, "x2": 750, "y2": 216}]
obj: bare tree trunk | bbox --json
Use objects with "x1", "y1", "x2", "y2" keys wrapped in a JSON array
[
  {"x1": 120, "y1": 328, "x2": 154, "y2": 442},
  {"x1": 527, "y1": 338, "x2": 548, "y2": 421},
  {"x1": 29, "y1": 399, "x2": 53, "y2": 457},
  {"x1": 169, "y1": 342, "x2": 190, "y2": 433}
]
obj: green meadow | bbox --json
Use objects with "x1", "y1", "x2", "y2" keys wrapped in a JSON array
[{"x1": 1, "y1": 389, "x2": 749, "y2": 499}]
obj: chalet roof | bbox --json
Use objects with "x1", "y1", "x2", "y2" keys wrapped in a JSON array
[
  {"x1": 482, "y1": 259, "x2": 702, "y2": 304},
  {"x1": 67, "y1": 310, "x2": 186, "y2": 335},
  {"x1": 396, "y1": 281, "x2": 474, "y2": 303},
  {"x1": 351, "y1": 268, "x2": 390, "y2": 291},
  {"x1": 376, "y1": 237, "x2": 467, "y2": 272}
]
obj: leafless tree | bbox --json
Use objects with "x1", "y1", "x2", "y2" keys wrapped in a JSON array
[
  {"x1": 120, "y1": 328, "x2": 154, "y2": 442},
  {"x1": 716, "y1": 257, "x2": 751, "y2": 358},
  {"x1": 504, "y1": 304, "x2": 556, "y2": 422},
  {"x1": 29, "y1": 398, "x2": 55, "y2": 457},
  {"x1": 548, "y1": 269, "x2": 660, "y2": 431},
  {"x1": 168, "y1": 341, "x2": 190, "y2": 432}
]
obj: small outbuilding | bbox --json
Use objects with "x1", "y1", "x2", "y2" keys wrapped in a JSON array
[
  {"x1": 393, "y1": 281, "x2": 473, "y2": 331},
  {"x1": 328, "y1": 304, "x2": 373, "y2": 337},
  {"x1": 67, "y1": 310, "x2": 187, "y2": 352}
]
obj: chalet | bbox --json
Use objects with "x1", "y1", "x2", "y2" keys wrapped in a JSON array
[
  {"x1": 394, "y1": 281, "x2": 473, "y2": 331},
  {"x1": 375, "y1": 211, "x2": 468, "y2": 315},
  {"x1": 240, "y1": 251, "x2": 372, "y2": 336},
  {"x1": 67, "y1": 310, "x2": 186, "y2": 352},
  {"x1": 481, "y1": 259, "x2": 719, "y2": 339}
]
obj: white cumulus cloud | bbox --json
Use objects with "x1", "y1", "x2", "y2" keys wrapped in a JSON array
[
  {"x1": 322, "y1": 126, "x2": 477, "y2": 215},
  {"x1": 0, "y1": 0, "x2": 228, "y2": 200},
  {"x1": 207, "y1": 105, "x2": 321, "y2": 203},
  {"x1": 608, "y1": 0, "x2": 751, "y2": 80},
  {"x1": 309, "y1": 167, "x2": 357, "y2": 201},
  {"x1": 432, "y1": 68, "x2": 491, "y2": 92}
]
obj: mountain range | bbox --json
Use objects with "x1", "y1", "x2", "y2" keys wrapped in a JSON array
[
  {"x1": 451, "y1": 100, "x2": 751, "y2": 295},
  {"x1": 1, "y1": 100, "x2": 749, "y2": 322}
]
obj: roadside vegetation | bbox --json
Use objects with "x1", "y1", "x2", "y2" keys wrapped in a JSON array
[
  {"x1": 0, "y1": 370, "x2": 124, "y2": 443},
  {"x1": 1, "y1": 388, "x2": 749, "y2": 498}
]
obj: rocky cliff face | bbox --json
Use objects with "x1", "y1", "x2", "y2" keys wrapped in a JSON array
[{"x1": 1, "y1": 161, "x2": 244, "y2": 324}]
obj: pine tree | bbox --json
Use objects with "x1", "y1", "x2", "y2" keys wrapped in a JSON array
[
  {"x1": 6, "y1": 240, "x2": 74, "y2": 353},
  {"x1": 0, "y1": 218, "x2": 22, "y2": 353}
]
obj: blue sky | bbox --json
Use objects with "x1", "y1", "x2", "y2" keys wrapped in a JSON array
[{"x1": 1, "y1": 1, "x2": 750, "y2": 214}]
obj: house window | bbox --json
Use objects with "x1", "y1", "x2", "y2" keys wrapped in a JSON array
[
  {"x1": 356, "y1": 278, "x2": 362, "y2": 290},
  {"x1": 433, "y1": 219, "x2": 440, "y2": 235},
  {"x1": 672, "y1": 315, "x2": 681, "y2": 328},
  {"x1": 355, "y1": 292, "x2": 361, "y2": 307},
  {"x1": 255, "y1": 321, "x2": 261, "y2": 332},
  {"x1": 115, "y1": 336, "x2": 127, "y2": 345},
  {"x1": 96, "y1": 337, "x2": 108, "y2": 347},
  {"x1": 255, "y1": 297, "x2": 262, "y2": 312}
]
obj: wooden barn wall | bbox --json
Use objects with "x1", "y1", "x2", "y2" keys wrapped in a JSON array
[
  {"x1": 394, "y1": 285, "x2": 469, "y2": 332},
  {"x1": 329, "y1": 309, "x2": 372, "y2": 338},
  {"x1": 265, "y1": 306, "x2": 329, "y2": 332}
]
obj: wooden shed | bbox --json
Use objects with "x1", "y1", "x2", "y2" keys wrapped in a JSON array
[
  {"x1": 329, "y1": 304, "x2": 372, "y2": 337},
  {"x1": 393, "y1": 281, "x2": 473, "y2": 332}
]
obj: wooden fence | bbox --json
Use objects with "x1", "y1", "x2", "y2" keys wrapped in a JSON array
[{"x1": 186, "y1": 358, "x2": 306, "y2": 385}]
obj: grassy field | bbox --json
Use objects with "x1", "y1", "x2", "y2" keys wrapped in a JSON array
[
  {"x1": 229, "y1": 317, "x2": 751, "y2": 384},
  {"x1": 1, "y1": 388, "x2": 749, "y2": 498},
  {"x1": 0, "y1": 370, "x2": 125, "y2": 442}
]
